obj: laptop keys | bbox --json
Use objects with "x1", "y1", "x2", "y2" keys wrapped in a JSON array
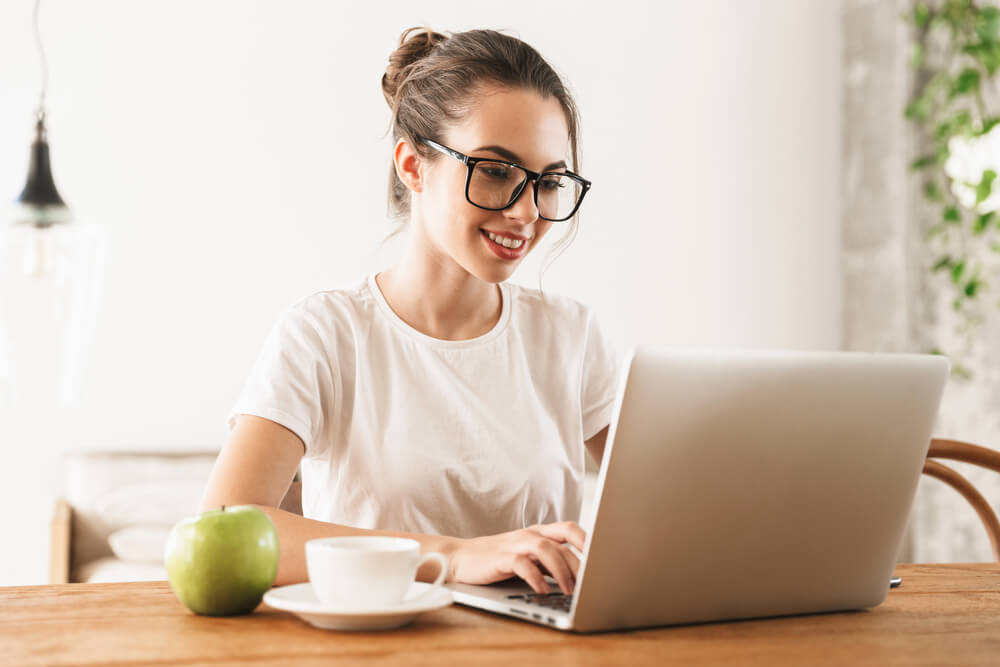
[
  {"x1": 505, "y1": 591, "x2": 572, "y2": 614},
  {"x1": 520, "y1": 592, "x2": 572, "y2": 612}
]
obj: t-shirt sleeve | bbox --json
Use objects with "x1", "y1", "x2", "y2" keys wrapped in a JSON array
[
  {"x1": 226, "y1": 302, "x2": 336, "y2": 456},
  {"x1": 580, "y1": 308, "x2": 624, "y2": 441}
]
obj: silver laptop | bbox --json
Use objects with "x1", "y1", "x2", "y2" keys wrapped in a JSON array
[{"x1": 446, "y1": 345, "x2": 950, "y2": 633}]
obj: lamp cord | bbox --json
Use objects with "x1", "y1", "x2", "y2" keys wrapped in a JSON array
[{"x1": 32, "y1": 0, "x2": 49, "y2": 122}]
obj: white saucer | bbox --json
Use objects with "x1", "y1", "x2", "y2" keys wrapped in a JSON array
[{"x1": 263, "y1": 582, "x2": 453, "y2": 631}]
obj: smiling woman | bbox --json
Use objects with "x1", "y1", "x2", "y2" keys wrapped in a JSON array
[{"x1": 200, "y1": 27, "x2": 622, "y2": 598}]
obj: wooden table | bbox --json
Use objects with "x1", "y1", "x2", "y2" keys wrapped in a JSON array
[{"x1": 2, "y1": 563, "x2": 999, "y2": 666}]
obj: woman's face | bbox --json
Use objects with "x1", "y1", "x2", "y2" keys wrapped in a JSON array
[{"x1": 414, "y1": 86, "x2": 570, "y2": 284}]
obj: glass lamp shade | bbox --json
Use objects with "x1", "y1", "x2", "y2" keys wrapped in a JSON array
[
  {"x1": 1, "y1": 121, "x2": 105, "y2": 409},
  {"x1": 0, "y1": 218, "x2": 105, "y2": 409}
]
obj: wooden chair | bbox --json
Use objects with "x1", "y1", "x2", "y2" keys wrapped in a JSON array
[{"x1": 923, "y1": 438, "x2": 1000, "y2": 561}]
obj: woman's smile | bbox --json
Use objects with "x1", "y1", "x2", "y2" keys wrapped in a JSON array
[{"x1": 480, "y1": 228, "x2": 530, "y2": 260}]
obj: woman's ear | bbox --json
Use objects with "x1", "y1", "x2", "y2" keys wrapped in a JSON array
[{"x1": 393, "y1": 138, "x2": 423, "y2": 194}]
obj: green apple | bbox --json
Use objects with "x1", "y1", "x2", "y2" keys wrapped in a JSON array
[{"x1": 164, "y1": 505, "x2": 279, "y2": 616}]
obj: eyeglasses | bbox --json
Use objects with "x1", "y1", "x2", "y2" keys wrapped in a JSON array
[{"x1": 418, "y1": 137, "x2": 591, "y2": 222}]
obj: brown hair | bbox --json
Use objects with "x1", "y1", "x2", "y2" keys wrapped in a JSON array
[{"x1": 379, "y1": 27, "x2": 583, "y2": 284}]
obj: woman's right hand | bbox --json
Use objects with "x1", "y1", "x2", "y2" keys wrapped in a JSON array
[{"x1": 448, "y1": 521, "x2": 587, "y2": 595}]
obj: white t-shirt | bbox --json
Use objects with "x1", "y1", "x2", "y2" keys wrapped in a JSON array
[{"x1": 227, "y1": 274, "x2": 623, "y2": 539}]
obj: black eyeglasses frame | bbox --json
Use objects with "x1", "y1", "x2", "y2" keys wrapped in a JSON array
[{"x1": 417, "y1": 136, "x2": 592, "y2": 222}]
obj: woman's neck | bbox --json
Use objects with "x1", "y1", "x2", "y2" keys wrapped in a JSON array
[{"x1": 375, "y1": 229, "x2": 502, "y2": 341}]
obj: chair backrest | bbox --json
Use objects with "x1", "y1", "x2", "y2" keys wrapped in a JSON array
[{"x1": 922, "y1": 438, "x2": 1000, "y2": 561}]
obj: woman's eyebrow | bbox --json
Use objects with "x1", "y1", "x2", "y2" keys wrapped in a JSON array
[{"x1": 473, "y1": 145, "x2": 566, "y2": 171}]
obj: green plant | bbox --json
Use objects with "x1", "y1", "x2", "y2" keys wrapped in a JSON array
[{"x1": 904, "y1": 0, "x2": 1000, "y2": 378}]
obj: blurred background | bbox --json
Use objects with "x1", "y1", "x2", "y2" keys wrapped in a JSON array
[{"x1": 1, "y1": 0, "x2": 997, "y2": 586}]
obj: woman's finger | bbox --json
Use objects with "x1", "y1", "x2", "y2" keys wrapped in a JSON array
[
  {"x1": 559, "y1": 543, "x2": 581, "y2": 580},
  {"x1": 529, "y1": 539, "x2": 576, "y2": 595},
  {"x1": 510, "y1": 553, "x2": 547, "y2": 594},
  {"x1": 534, "y1": 521, "x2": 587, "y2": 552},
  {"x1": 536, "y1": 545, "x2": 581, "y2": 581}
]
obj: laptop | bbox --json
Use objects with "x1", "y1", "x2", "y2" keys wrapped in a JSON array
[{"x1": 446, "y1": 345, "x2": 950, "y2": 633}]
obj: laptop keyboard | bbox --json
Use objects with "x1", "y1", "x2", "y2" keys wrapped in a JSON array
[{"x1": 507, "y1": 592, "x2": 573, "y2": 613}]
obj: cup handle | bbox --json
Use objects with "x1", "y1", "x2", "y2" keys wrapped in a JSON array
[{"x1": 407, "y1": 552, "x2": 449, "y2": 605}]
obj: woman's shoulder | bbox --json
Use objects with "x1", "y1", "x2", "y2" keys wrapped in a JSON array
[
  {"x1": 506, "y1": 281, "x2": 594, "y2": 327},
  {"x1": 278, "y1": 276, "x2": 378, "y2": 334},
  {"x1": 294, "y1": 275, "x2": 372, "y2": 308}
]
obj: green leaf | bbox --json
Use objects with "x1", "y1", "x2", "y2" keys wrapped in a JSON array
[
  {"x1": 979, "y1": 116, "x2": 1000, "y2": 135},
  {"x1": 964, "y1": 278, "x2": 983, "y2": 298},
  {"x1": 910, "y1": 154, "x2": 938, "y2": 170},
  {"x1": 951, "y1": 363, "x2": 973, "y2": 380},
  {"x1": 973, "y1": 211, "x2": 995, "y2": 234},
  {"x1": 904, "y1": 98, "x2": 932, "y2": 121},
  {"x1": 950, "y1": 68, "x2": 981, "y2": 98},
  {"x1": 936, "y1": 110, "x2": 972, "y2": 139},
  {"x1": 975, "y1": 169, "x2": 997, "y2": 205},
  {"x1": 914, "y1": 2, "x2": 931, "y2": 29},
  {"x1": 924, "y1": 180, "x2": 943, "y2": 202},
  {"x1": 951, "y1": 260, "x2": 966, "y2": 284},
  {"x1": 932, "y1": 255, "x2": 953, "y2": 271},
  {"x1": 968, "y1": 41, "x2": 1000, "y2": 76},
  {"x1": 943, "y1": 205, "x2": 961, "y2": 223},
  {"x1": 962, "y1": 42, "x2": 984, "y2": 58},
  {"x1": 911, "y1": 71, "x2": 950, "y2": 111},
  {"x1": 910, "y1": 43, "x2": 925, "y2": 68},
  {"x1": 940, "y1": 0, "x2": 963, "y2": 30},
  {"x1": 977, "y1": 6, "x2": 1000, "y2": 43}
]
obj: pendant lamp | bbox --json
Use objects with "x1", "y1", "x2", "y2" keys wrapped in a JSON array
[{"x1": 0, "y1": 0, "x2": 104, "y2": 408}]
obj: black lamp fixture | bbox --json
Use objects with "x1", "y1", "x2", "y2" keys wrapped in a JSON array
[
  {"x1": 15, "y1": 113, "x2": 71, "y2": 228},
  {"x1": 14, "y1": 0, "x2": 72, "y2": 232}
]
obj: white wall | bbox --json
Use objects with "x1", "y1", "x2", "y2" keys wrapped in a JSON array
[{"x1": 0, "y1": 0, "x2": 842, "y2": 585}]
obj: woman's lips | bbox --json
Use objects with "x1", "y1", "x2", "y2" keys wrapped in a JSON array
[{"x1": 481, "y1": 229, "x2": 528, "y2": 260}]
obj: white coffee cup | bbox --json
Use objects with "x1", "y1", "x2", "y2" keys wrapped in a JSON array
[{"x1": 305, "y1": 536, "x2": 448, "y2": 609}]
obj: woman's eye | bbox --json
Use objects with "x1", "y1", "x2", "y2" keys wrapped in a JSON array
[
  {"x1": 540, "y1": 178, "x2": 565, "y2": 191},
  {"x1": 482, "y1": 167, "x2": 510, "y2": 180}
]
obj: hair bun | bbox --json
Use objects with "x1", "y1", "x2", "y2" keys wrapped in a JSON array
[{"x1": 382, "y1": 27, "x2": 449, "y2": 110}]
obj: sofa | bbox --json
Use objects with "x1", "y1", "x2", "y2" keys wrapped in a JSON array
[{"x1": 50, "y1": 450, "x2": 599, "y2": 584}]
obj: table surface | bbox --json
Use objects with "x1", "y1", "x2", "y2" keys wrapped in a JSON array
[{"x1": 2, "y1": 563, "x2": 999, "y2": 666}]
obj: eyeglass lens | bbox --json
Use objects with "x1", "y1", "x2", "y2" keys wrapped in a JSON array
[{"x1": 468, "y1": 161, "x2": 582, "y2": 221}]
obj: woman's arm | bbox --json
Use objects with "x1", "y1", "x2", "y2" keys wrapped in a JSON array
[
  {"x1": 201, "y1": 415, "x2": 585, "y2": 593},
  {"x1": 250, "y1": 506, "x2": 461, "y2": 587},
  {"x1": 200, "y1": 415, "x2": 460, "y2": 587}
]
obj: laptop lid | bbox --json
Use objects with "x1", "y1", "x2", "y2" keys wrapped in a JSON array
[{"x1": 567, "y1": 345, "x2": 949, "y2": 632}]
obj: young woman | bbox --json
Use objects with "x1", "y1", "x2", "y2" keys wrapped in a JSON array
[{"x1": 201, "y1": 27, "x2": 622, "y2": 597}]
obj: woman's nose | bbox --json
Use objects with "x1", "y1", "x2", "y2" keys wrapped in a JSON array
[{"x1": 504, "y1": 179, "x2": 539, "y2": 224}]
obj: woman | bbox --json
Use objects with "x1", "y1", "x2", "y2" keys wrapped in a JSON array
[{"x1": 201, "y1": 27, "x2": 622, "y2": 597}]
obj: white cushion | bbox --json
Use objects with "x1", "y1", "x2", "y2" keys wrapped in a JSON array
[
  {"x1": 94, "y1": 481, "x2": 206, "y2": 527},
  {"x1": 61, "y1": 451, "x2": 217, "y2": 569},
  {"x1": 108, "y1": 525, "x2": 172, "y2": 563},
  {"x1": 76, "y1": 557, "x2": 167, "y2": 583}
]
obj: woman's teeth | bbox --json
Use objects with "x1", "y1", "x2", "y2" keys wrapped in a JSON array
[{"x1": 486, "y1": 231, "x2": 524, "y2": 249}]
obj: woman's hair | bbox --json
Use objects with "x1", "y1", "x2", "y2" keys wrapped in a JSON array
[{"x1": 379, "y1": 27, "x2": 583, "y2": 285}]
